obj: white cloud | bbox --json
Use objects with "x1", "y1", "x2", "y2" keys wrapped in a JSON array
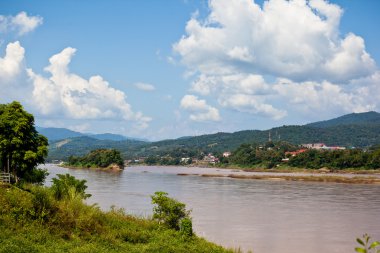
[
  {"x1": 0, "y1": 12, "x2": 43, "y2": 35},
  {"x1": 27, "y1": 47, "x2": 151, "y2": 129},
  {"x1": 134, "y1": 82, "x2": 156, "y2": 91},
  {"x1": 273, "y1": 78, "x2": 375, "y2": 116},
  {"x1": 174, "y1": 0, "x2": 376, "y2": 82},
  {"x1": 173, "y1": 0, "x2": 378, "y2": 121},
  {"x1": 219, "y1": 93, "x2": 287, "y2": 120},
  {"x1": 68, "y1": 123, "x2": 91, "y2": 133},
  {"x1": 0, "y1": 41, "x2": 25, "y2": 81},
  {"x1": 180, "y1": 95, "x2": 221, "y2": 122}
]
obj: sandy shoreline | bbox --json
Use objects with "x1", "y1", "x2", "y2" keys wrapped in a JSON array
[{"x1": 123, "y1": 165, "x2": 380, "y2": 184}]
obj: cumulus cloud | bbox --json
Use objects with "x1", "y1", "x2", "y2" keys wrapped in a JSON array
[
  {"x1": 180, "y1": 95, "x2": 221, "y2": 122},
  {"x1": 0, "y1": 41, "x2": 25, "y2": 81},
  {"x1": 174, "y1": 0, "x2": 376, "y2": 82},
  {"x1": 219, "y1": 94, "x2": 287, "y2": 120},
  {"x1": 173, "y1": 0, "x2": 379, "y2": 121},
  {"x1": 27, "y1": 47, "x2": 151, "y2": 129},
  {"x1": 0, "y1": 12, "x2": 43, "y2": 35},
  {"x1": 134, "y1": 82, "x2": 156, "y2": 91},
  {"x1": 273, "y1": 78, "x2": 376, "y2": 116}
]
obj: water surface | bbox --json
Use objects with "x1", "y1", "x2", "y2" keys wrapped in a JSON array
[{"x1": 43, "y1": 164, "x2": 380, "y2": 253}]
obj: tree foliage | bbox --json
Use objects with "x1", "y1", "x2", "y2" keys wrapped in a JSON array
[
  {"x1": 67, "y1": 149, "x2": 124, "y2": 168},
  {"x1": 0, "y1": 101, "x2": 48, "y2": 183},
  {"x1": 229, "y1": 141, "x2": 380, "y2": 170},
  {"x1": 151, "y1": 191, "x2": 192, "y2": 235},
  {"x1": 51, "y1": 173, "x2": 91, "y2": 200}
]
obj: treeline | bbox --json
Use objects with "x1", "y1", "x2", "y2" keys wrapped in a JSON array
[
  {"x1": 287, "y1": 148, "x2": 380, "y2": 169},
  {"x1": 228, "y1": 142, "x2": 297, "y2": 168},
  {"x1": 144, "y1": 156, "x2": 192, "y2": 166},
  {"x1": 67, "y1": 149, "x2": 124, "y2": 168},
  {"x1": 228, "y1": 141, "x2": 380, "y2": 170}
]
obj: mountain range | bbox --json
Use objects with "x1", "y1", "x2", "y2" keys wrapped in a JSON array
[
  {"x1": 36, "y1": 127, "x2": 147, "y2": 142},
  {"x1": 44, "y1": 111, "x2": 380, "y2": 161}
]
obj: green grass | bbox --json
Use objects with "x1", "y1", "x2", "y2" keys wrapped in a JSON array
[{"x1": 0, "y1": 184, "x2": 232, "y2": 253}]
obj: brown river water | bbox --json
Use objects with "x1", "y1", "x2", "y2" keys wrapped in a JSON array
[{"x1": 43, "y1": 164, "x2": 380, "y2": 253}]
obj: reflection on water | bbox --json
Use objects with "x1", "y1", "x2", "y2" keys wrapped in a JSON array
[{"x1": 43, "y1": 164, "x2": 380, "y2": 253}]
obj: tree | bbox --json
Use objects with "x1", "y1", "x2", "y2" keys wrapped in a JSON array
[
  {"x1": 51, "y1": 174, "x2": 91, "y2": 200},
  {"x1": 0, "y1": 101, "x2": 48, "y2": 183},
  {"x1": 151, "y1": 191, "x2": 192, "y2": 233}
]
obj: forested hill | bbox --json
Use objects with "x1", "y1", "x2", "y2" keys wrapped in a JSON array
[
  {"x1": 307, "y1": 111, "x2": 380, "y2": 128},
  {"x1": 47, "y1": 111, "x2": 380, "y2": 161}
]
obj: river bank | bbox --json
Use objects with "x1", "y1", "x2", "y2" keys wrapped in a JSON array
[
  {"x1": 0, "y1": 183, "x2": 232, "y2": 253},
  {"x1": 125, "y1": 164, "x2": 380, "y2": 184},
  {"x1": 61, "y1": 163, "x2": 123, "y2": 172}
]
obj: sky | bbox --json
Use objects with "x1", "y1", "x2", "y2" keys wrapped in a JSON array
[{"x1": 1, "y1": 0, "x2": 379, "y2": 141}]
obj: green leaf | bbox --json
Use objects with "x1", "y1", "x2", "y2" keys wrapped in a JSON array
[
  {"x1": 357, "y1": 238, "x2": 365, "y2": 246},
  {"x1": 370, "y1": 241, "x2": 380, "y2": 249},
  {"x1": 355, "y1": 247, "x2": 366, "y2": 253}
]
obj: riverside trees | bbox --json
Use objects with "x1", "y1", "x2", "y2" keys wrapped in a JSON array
[{"x1": 0, "y1": 101, "x2": 48, "y2": 183}]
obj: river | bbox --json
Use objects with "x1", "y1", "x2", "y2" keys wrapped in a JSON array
[{"x1": 43, "y1": 164, "x2": 380, "y2": 253}]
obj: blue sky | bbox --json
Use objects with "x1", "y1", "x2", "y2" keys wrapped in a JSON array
[{"x1": 1, "y1": 0, "x2": 379, "y2": 140}]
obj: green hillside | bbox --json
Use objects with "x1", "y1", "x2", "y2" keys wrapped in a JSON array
[
  {"x1": 47, "y1": 112, "x2": 380, "y2": 161},
  {"x1": 307, "y1": 111, "x2": 380, "y2": 128}
]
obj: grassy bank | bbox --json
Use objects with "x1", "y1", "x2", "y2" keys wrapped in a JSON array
[
  {"x1": 0, "y1": 184, "x2": 232, "y2": 253},
  {"x1": 214, "y1": 163, "x2": 380, "y2": 174}
]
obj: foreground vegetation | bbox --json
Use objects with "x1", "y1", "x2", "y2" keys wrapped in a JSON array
[
  {"x1": 0, "y1": 176, "x2": 231, "y2": 253},
  {"x1": 0, "y1": 101, "x2": 48, "y2": 184}
]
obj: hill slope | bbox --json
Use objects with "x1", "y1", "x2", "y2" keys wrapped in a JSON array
[
  {"x1": 36, "y1": 127, "x2": 84, "y2": 141},
  {"x1": 307, "y1": 111, "x2": 380, "y2": 128},
  {"x1": 46, "y1": 111, "x2": 380, "y2": 161}
]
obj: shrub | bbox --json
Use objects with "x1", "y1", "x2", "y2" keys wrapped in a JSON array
[
  {"x1": 180, "y1": 217, "x2": 193, "y2": 237},
  {"x1": 30, "y1": 186, "x2": 56, "y2": 222},
  {"x1": 51, "y1": 174, "x2": 91, "y2": 200},
  {"x1": 151, "y1": 191, "x2": 192, "y2": 233}
]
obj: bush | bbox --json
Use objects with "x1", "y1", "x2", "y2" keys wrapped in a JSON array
[
  {"x1": 51, "y1": 174, "x2": 91, "y2": 200},
  {"x1": 30, "y1": 186, "x2": 56, "y2": 222},
  {"x1": 151, "y1": 191, "x2": 192, "y2": 233},
  {"x1": 180, "y1": 217, "x2": 193, "y2": 237}
]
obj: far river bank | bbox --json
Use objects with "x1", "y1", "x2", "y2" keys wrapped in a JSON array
[
  {"x1": 60, "y1": 164, "x2": 380, "y2": 184},
  {"x1": 132, "y1": 165, "x2": 380, "y2": 184}
]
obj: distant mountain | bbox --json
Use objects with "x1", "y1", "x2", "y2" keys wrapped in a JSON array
[
  {"x1": 37, "y1": 127, "x2": 147, "y2": 142},
  {"x1": 307, "y1": 111, "x2": 380, "y2": 128},
  {"x1": 48, "y1": 136, "x2": 146, "y2": 161},
  {"x1": 36, "y1": 127, "x2": 84, "y2": 141},
  {"x1": 46, "y1": 111, "x2": 380, "y2": 161}
]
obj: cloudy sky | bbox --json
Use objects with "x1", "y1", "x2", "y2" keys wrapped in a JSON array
[{"x1": 1, "y1": 0, "x2": 379, "y2": 140}]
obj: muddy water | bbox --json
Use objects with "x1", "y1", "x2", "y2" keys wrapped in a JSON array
[{"x1": 43, "y1": 164, "x2": 380, "y2": 253}]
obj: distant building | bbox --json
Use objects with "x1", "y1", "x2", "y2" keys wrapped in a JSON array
[
  {"x1": 203, "y1": 154, "x2": 219, "y2": 164},
  {"x1": 302, "y1": 143, "x2": 326, "y2": 149},
  {"x1": 285, "y1": 149, "x2": 308, "y2": 157},
  {"x1": 301, "y1": 143, "x2": 346, "y2": 150},
  {"x1": 223, "y1": 152, "x2": 231, "y2": 157},
  {"x1": 181, "y1": 157, "x2": 191, "y2": 163}
]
